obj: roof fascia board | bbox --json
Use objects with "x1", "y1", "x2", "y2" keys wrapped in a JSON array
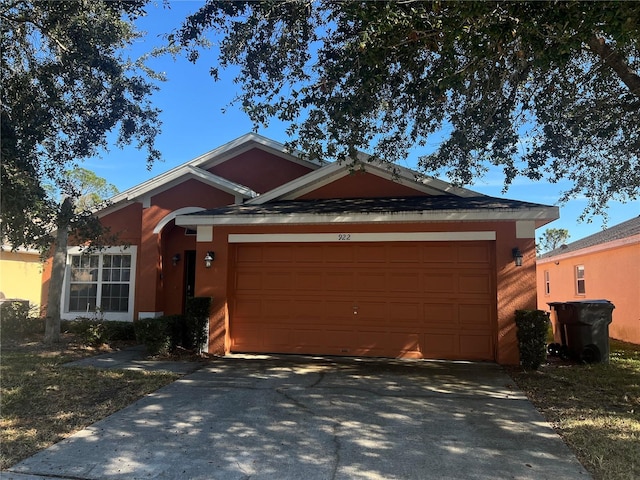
[
  {"x1": 176, "y1": 206, "x2": 559, "y2": 227},
  {"x1": 537, "y1": 234, "x2": 640, "y2": 264}
]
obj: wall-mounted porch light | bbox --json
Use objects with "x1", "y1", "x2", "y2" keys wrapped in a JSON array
[
  {"x1": 204, "y1": 251, "x2": 215, "y2": 268},
  {"x1": 172, "y1": 253, "x2": 181, "y2": 266},
  {"x1": 512, "y1": 247, "x2": 523, "y2": 267}
]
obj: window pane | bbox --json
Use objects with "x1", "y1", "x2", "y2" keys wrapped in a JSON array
[
  {"x1": 101, "y1": 284, "x2": 129, "y2": 312},
  {"x1": 68, "y1": 252, "x2": 132, "y2": 315},
  {"x1": 69, "y1": 284, "x2": 97, "y2": 312}
]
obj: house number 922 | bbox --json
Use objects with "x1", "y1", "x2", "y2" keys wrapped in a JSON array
[{"x1": 338, "y1": 234, "x2": 351, "y2": 241}]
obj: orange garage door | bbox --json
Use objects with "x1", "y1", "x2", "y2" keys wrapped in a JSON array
[{"x1": 230, "y1": 241, "x2": 496, "y2": 360}]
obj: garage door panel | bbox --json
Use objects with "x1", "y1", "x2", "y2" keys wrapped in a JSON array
[
  {"x1": 355, "y1": 244, "x2": 387, "y2": 263},
  {"x1": 388, "y1": 272, "x2": 421, "y2": 293},
  {"x1": 458, "y1": 274, "x2": 491, "y2": 294},
  {"x1": 233, "y1": 297, "x2": 262, "y2": 317},
  {"x1": 423, "y1": 333, "x2": 457, "y2": 358},
  {"x1": 324, "y1": 245, "x2": 355, "y2": 263},
  {"x1": 235, "y1": 271, "x2": 263, "y2": 290},
  {"x1": 236, "y1": 245, "x2": 263, "y2": 263},
  {"x1": 325, "y1": 271, "x2": 355, "y2": 291},
  {"x1": 262, "y1": 245, "x2": 293, "y2": 263},
  {"x1": 459, "y1": 334, "x2": 493, "y2": 359},
  {"x1": 423, "y1": 273, "x2": 456, "y2": 293},
  {"x1": 424, "y1": 303, "x2": 457, "y2": 325},
  {"x1": 389, "y1": 302, "x2": 421, "y2": 322},
  {"x1": 293, "y1": 245, "x2": 325, "y2": 263},
  {"x1": 458, "y1": 244, "x2": 491, "y2": 263},
  {"x1": 459, "y1": 304, "x2": 492, "y2": 327},
  {"x1": 356, "y1": 271, "x2": 387, "y2": 292},
  {"x1": 388, "y1": 244, "x2": 421, "y2": 263},
  {"x1": 294, "y1": 271, "x2": 323, "y2": 290},
  {"x1": 325, "y1": 300, "x2": 356, "y2": 319},
  {"x1": 420, "y1": 245, "x2": 456, "y2": 263},
  {"x1": 264, "y1": 271, "x2": 294, "y2": 290},
  {"x1": 231, "y1": 241, "x2": 495, "y2": 361},
  {"x1": 356, "y1": 301, "x2": 388, "y2": 321}
]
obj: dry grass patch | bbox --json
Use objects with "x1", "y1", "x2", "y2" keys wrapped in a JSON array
[
  {"x1": 0, "y1": 334, "x2": 178, "y2": 470},
  {"x1": 510, "y1": 340, "x2": 640, "y2": 480}
]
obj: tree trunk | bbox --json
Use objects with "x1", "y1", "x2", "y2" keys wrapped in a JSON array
[
  {"x1": 45, "y1": 197, "x2": 73, "y2": 344},
  {"x1": 588, "y1": 35, "x2": 640, "y2": 97}
]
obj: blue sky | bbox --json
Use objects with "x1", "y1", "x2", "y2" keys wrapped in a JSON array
[{"x1": 86, "y1": 2, "x2": 638, "y2": 243}]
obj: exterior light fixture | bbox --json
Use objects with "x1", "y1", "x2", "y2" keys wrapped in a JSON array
[
  {"x1": 204, "y1": 251, "x2": 214, "y2": 268},
  {"x1": 512, "y1": 247, "x2": 523, "y2": 267},
  {"x1": 172, "y1": 254, "x2": 181, "y2": 266}
]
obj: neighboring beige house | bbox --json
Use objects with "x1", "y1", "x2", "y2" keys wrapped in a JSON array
[
  {"x1": 0, "y1": 245, "x2": 43, "y2": 310},
  {"x1": 536, "y1": 216, "x2": 640, "y2": 345}
]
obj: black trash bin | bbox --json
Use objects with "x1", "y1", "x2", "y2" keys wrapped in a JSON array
[{"x1": 548, "y1": 300, "x2": 615, "y2": 363}]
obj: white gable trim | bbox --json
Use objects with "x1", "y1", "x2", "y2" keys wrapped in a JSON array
[
  {"x1": 191, "y1": 132, "x2": 322, "y2": 171},
  {"x1": 153, "y1": 207, "x2": 206, "y2": 234},
  {"x1": 114, "y1": 166, "x2": 257, "y2": 204},
  {"x1": 99, "y1": 133, "x2": 320, "y2": 217},
  {"x1": 247, "y1": 160, "x2": 483, "y2": 205}
]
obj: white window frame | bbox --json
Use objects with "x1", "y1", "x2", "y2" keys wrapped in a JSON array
[
  {"x1": 544, "y1": 270, "x2": 551, "y2": 295},
  {"x1": 575, "y1": 265, "x2": 586, "y2": 295},
  {"x1": 61, "y1": 246, "x2": 137, "y2": 322}
]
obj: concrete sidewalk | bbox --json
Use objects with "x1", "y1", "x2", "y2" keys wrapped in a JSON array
[
  {"x1": 6, "y1": 356, "x2": 591, "y2": 480},
  {"x1": 62, "y1": 345, "x2": 204, "y2": 375}
]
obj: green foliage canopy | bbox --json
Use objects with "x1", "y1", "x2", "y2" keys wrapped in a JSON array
[
  {"x1": 537, "y1": 228, "x2": 571, "y2": 254},
  {"x1": 175, "y1": 0, "x2": 639, "y2": 217},
  {"x1": 1, "y1": 0, "x2": 161, "y2": 250}
]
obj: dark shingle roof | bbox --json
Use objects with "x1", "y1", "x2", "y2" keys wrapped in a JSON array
[
  {"x1": 190, "y1": 196, "x2": 551, "y2": 217},
  {"x1": 539, "y1": 216, "x2": 640, "y2": 259}
]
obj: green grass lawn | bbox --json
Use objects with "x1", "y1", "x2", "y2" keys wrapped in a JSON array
[
  {"x1": 509, "y1": 340, "x2": 640, "y2": 480},
  {"x1": 0, "y1": 335, "x2": 178, "y2": 469}
]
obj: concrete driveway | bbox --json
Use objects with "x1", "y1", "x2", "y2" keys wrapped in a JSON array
[{"x1": 7, "y1": 355, "x2": 589, "y2": 480}]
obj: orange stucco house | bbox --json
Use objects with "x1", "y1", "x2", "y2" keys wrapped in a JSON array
[
  {"x1": 41, "y1": 133, "x2": 559, "y2": 364},
  {"x1": 536, "y1": 216, "x2": 640, "y2": 345}
]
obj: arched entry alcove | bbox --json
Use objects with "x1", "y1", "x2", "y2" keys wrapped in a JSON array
[{"x1": 155, "y1": 208, "x2": 204, "y2": 315}]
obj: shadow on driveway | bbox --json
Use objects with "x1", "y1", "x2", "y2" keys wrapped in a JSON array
[{"x1": 7, "y1": 355, "x2": 590, "y2": 480}]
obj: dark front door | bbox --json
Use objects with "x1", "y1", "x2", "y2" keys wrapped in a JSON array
[{"x1": 183, "y1": 250, "x2": 196, "y2": 312}]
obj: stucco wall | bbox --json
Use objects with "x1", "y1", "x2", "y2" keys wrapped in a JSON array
[
  {"x1": 536, "y1": 237, "x2": 640, "y2": 345},
  {"x1": 0, "y1": 249, "x2": 43, "y2": 309}
]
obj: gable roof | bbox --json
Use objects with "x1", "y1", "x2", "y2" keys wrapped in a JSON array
[
  {"x1": 176, "y1": 196, "x2": 559, "y2": 227},
  {"x1": 98, "y1": 133, "x2": 321, "y2": 216},
  {"x1": 539, "y1": 216, "x2": 640, "y2": 259},
  {"x1": 247, "y1": 157, "x2": 483, "y2": 205}
]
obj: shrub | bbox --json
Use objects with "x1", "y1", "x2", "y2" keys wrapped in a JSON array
[
  {"x1": 134, "y1": 318, "x2": 171, "y2": 356},
  {"x1": 0, "y1": 301, "x2": 44, "y2": 340},
  {"x1": 61, "y1": 319, "x2": 136, "y2": 347},
  {"x1": 185, "y1": 297, "x2": 211, "y2": 353},
  {"x1": 515, "y1": 309, "x2": 550, "y2": 370}
]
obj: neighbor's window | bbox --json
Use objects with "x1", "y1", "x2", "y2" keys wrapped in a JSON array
[
  {"x1": 544, "y1": 270, "x2": 551, "y2": 295},
  {"x1": 68, "y1": 252, "x2": 132, "y2": 313},
  {"x1": 575, "y1": 265, "x2": 586, "y2": 295}
]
